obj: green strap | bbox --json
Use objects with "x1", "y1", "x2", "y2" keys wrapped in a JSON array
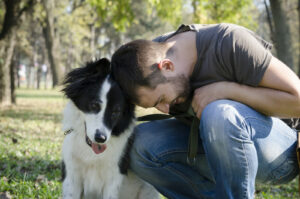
[
  {"x1": 187, "y1": 117, "x2": 199, "y2": 165},
  {"x1": 137, "y1": 114, "x2": 173, "y2": 121},
  {"x1": 137, "y1": 106, "x2": 199, "y2": 165}
]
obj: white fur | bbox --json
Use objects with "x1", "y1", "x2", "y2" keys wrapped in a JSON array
[
  {"x1": 84, "y1": 78, "x2": 112, "y2": 143},
  {"x1": 62, "y1": 79, "x2": 159, "y2": 199}
]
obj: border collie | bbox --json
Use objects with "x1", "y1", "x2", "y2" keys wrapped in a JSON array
[{"x1": 61, "y1": 58, "x2": 159, "y2": 199}]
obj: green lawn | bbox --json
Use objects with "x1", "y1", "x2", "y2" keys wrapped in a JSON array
[{"x1": 0, "y1": 88, "x2": 299, "y2": 198}]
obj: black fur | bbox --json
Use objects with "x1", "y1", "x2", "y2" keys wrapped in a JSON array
[
  {"x1": 106, "y1": 80, "x2": 135, "y2": 136},
  {"x1": 119, "y1": 133, "x2": 135, "y2": 175},
  {"x1": 62, "y1": 58, "x2": 110, "y2": 113}
]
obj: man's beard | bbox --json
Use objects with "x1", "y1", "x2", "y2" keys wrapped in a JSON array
[{"x1": 168, "y1": 74, "x2": 191, "y2": 103}]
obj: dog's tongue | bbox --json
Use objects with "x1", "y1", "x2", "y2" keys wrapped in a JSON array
[{"x1": 91, "y1": 143, "x2": 107, "y2": 154}]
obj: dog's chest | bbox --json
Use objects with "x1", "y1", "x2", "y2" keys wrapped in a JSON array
[{"x1": 81, "y1": 161, "x2": 123, "y2": 198}]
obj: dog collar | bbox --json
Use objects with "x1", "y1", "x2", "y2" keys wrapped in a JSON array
[
  {"x1": 64, "y1": 128, "x2": 73, "y2": 135},
  {"x1": 63, "y1": 123, "x2": 92, "y2": 148},
  {"x1": 83, "y1": 122, "x2": 92, "y2": 148}
]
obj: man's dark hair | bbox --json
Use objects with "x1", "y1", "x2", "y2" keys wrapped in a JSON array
[{"x1": 111, "y1": 39, "x2": 169, "y2": 104}]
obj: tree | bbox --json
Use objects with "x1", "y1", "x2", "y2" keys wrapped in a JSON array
[
  {"x1": 297, "y1": 0, "x2": 300, "y2": 77},
  {"x1": 41, "y1": 0, "x2": 63, "y2": 87},
  {"x1": 0, "y1": 32, "x2": 16, "y2": 105},
  {"x1": 269, "y1": 0, "x2": 294, "y2": 69},
  {"x1": 0, "y1": 0, "x2": 35, "y2": 105},
  {"x1": 0, "y1": 0, "x2": 35, "y2": 40}
]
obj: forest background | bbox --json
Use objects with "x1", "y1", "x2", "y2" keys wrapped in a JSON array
[{"x1": 0, "y1": 0, "x2": 299, "y2": 198}]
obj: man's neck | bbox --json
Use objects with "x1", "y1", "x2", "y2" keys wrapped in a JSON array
[{"x1": 165, "y1": 31, "x2": 197, "y2": 79}]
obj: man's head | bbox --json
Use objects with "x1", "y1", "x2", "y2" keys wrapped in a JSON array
[{"x1": 111, "y1": 39, "x2": 190, "y2": 113}]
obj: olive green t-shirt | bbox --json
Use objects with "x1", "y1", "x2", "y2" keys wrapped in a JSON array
[{"x1": 153, "y1": 23, "x2": 273, "y2": 122}]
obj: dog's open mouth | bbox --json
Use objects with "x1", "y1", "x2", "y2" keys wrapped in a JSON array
[{"x1": 85, "y1": 134, "x2": 107, "y2": 154}]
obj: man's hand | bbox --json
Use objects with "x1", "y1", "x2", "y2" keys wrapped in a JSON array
[{"x1": 192, "y1": 82, "x2": 229, "y2": 119}]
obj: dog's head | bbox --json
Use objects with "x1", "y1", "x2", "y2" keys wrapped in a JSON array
[{"x1": 62, "y1": 58, "x2": 135, "y2": 154}]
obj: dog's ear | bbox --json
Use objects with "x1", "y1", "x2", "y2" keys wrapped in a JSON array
[
  {"x1": 62, "y1": 58, "x2": 110, "y2": 98},
  {"x1": 91, "y1": 58, "x2": 110, "y2": 75}
]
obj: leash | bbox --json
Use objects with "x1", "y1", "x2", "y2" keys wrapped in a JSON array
[{"x1": 138, "y1": 106, "x2": 200, "y2": 165}]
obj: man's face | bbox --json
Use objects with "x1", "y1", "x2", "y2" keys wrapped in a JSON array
[{"x1": 136, "y1": 75, "x2": 190, "y2": 113}]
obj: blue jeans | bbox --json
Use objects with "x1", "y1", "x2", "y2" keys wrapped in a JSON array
[{"x1": 130, "y1": 100, "x2": 299, "y2": 199}]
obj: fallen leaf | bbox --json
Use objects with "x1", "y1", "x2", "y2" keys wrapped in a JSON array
[{"x1": 36, "y1": 174, "x2": 46, "y2": 183}]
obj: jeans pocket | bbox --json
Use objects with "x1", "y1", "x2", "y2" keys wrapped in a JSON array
[{"x1": 268, "y1": 157, "x2": 299, "y2": 185}]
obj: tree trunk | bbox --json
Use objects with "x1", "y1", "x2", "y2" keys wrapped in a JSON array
[
  {"x1": 42, "y1": 0, "x2": 63, "y2": 88},
  {"x1": 269, "y1": 0, "x2": 294, "y2": 69},
  {"x1": 0, "y1": 0, "x2": 35, "y2": 41},
  {"x1": 36, "y1": 64, "x2": 41, "y2": 89},
  {"x1": 298, "y1": 0, "x2": 300, "y2": 76},
  {"x1": 0, "y1": 31, "x2": 16, "y2": 106},
  {"x1": 264, "y1": 0, "x2": 275, "y2": 42},
  {"x1": 10, "y1": 54, "x2": 16, "y2": 104}
]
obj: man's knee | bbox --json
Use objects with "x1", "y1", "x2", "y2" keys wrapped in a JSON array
[{"x1": 200, "y1": 100, "x2": 250, "y2": 149}]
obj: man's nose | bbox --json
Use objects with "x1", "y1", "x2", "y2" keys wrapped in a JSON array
[{"x1": 156, "y1": 103, "x2": 170, "y2": 113}]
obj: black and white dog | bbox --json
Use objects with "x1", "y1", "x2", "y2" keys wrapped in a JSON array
[{"x1": 61, "y1": 58, "x2": 159, "y2": 199}]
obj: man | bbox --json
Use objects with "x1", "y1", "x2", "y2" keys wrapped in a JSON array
[{"x1": 111, "y1": 24, "x2": 300, "y2": 199}]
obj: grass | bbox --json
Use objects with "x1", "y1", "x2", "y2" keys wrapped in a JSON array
[
  {"x1": 0, "y1": 88, "x2": 65, "y2": 198},
  {"x1": 0, "y1": 88, "x2": 299, "y2": 198}
]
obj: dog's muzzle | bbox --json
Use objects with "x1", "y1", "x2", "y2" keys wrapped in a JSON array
[{"x1": 84, "y1": 122, "x2": 107, "y2": 154}]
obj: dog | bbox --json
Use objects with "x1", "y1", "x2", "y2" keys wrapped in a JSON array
[{"x1": 61, "y1": 58, "x2": 159, "y2": 199}]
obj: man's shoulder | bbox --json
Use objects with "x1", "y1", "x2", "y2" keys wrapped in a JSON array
[
  {"x1": 152, "y1": 24, "x2": 213, "y2": 42},
  {"x1": 152, "y1": 23, "x2": 252, "y2": 44}
]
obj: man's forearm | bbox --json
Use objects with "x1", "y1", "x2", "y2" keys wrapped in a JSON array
[{"x1": 225, "y1": 82, "x2": 300, "y2": 118}]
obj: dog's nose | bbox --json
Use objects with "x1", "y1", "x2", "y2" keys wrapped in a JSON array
[{"x1": 94, "y1": 129, "x2": 107, "y2": 143}]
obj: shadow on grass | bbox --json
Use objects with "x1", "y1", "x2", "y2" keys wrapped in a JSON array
[
  {"x1": 0, "y1": 153, "x2": 62, "y2": 197},
  {"x1": 0, "y1": 109, "x2": 62, "y2": 123},
  {"x1": 0, "y1": 155, "x2": 62, "y2": 182},
  {"x1": 16, "y1": 93, "x2": 63, "y2": 99}
]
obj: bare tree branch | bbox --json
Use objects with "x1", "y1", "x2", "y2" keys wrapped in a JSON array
[
  {"x1": 264, "y1": 0, "x2": 274, "y2": 43},
  {"x1": 0, "y1": 0, "x2": 35, "y2": 40}
]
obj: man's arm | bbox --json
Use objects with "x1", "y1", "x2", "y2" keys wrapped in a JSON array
[{"x1": 192, "y1": 56, "x2": 300, "y2": 119}]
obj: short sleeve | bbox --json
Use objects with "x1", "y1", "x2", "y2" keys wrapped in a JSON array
[
  {"x1": 152, "y1": 31, "x2": 176, "y2": 42},
  {"x1": 217, "y1": 26, "x2": 273, "y2": 86}
]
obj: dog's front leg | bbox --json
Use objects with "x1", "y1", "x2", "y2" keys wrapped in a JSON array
[
  {"x1": 102, "y1": 175, "x2": 123, "y2": 199},
  {"x1": 62, "y1": 175, "x2": 82, "y2": 199}
]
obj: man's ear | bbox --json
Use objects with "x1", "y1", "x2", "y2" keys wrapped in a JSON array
[{"x1": 157, "y1": 59, "x2": 174, "y2": 72}]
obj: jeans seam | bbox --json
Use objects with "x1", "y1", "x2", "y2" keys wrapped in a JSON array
[
  {"x1": 241, "y1": 141, "x2": 250, "y2": 199},
  {"x1": 231, "y1": 114, "x2": 252, "y2": 199},
  {"x1": 240, "y1": 116, "x2": 253, "y2": 199}
]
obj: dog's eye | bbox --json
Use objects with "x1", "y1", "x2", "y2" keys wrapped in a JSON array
[
  {"x1": 111, "y1": 111, "x2": 121, "y2": 120},
  {"x1": 111, "y1": 106, "x2": 121, "y2": 120},
  {"x1": 90, "y1": 101, "x2": 101, "y2": 112}
]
